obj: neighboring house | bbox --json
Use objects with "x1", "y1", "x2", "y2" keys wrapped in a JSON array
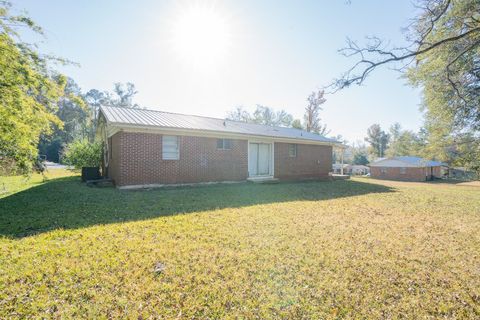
[
  {"x1": 97, "y1": 106, "x2": 341, "y2": 187},
  {"x1": 332, "y1": 164, "x2": 370, "y2": 175},
  {"x1": 348, "y1": 165, "x2": 370, "y2": 175},
  {"x1": 370, "y1": 156, "x2": 447, "y2": 182},
  {"x1": 332, "y1": 163, "x2": 349, "y2": 175}
]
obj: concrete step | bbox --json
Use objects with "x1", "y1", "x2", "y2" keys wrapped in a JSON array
[{"x1": 247, "y1": 177, "x2": 279, "y2": 184}]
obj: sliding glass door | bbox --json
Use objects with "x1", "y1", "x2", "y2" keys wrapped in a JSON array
[{"x1": 249, "y1": 143, "x2": 271, "y2": 176}]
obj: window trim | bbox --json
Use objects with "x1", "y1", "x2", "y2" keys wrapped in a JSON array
[
  {"x1": 380, "y1": 167, "x2": 387, "y2": 174},
  {"x1": 400, "y1": 167, "x2": 407, "y2": 174},
  {"x1": 217, "y1": 138, "x2": 232, "y2": 150},
  {"x1": 288, "y1": 144, "x2": 297, "y2": 157},
  {"x1": 162, "y1": 135, "x2": 179, "y2": 160}
]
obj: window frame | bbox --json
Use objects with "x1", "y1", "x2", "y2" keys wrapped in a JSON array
[
  {"x1": 162, "y1": 135, "x2": 179, "y2": 160},
  {"x1": 400, "y1": 167, "x2": 407, "y2": 174},
  {"x1": 217, "y1": 138, "x2": 232, "y2": 150},
  {"x1": 288, "y1": 144, "x2": 297, "y2": 157},
  {"x1": 380, "y1": 167, "x2": 387, "y2": 174}
]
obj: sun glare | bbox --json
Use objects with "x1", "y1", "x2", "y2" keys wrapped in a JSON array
[{"x1": 170, "y1": 4, "x2": 232, "y2": 70}]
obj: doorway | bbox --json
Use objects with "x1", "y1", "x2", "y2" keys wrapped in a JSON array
[{"x1": 248, "y1": 143, "x2": 272, "y2": 177}]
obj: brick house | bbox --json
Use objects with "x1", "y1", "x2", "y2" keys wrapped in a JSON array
[
  {"x1": 370, "y1": 156, "x2": 447, "y2": 182},
  {"x1": 97, "y1": 106, "x2": 341, "y2": 188}
]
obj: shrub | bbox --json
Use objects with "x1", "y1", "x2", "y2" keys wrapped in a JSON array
[{"x1": 62, "y1": 139, "x2": 102, "y2": 169}]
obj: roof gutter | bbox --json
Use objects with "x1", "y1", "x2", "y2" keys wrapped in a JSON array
[{"x1": 106, "y1": 122, "x2": 343, "y2": 147}]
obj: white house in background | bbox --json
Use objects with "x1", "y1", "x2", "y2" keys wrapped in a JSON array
[
  {"x1": 332, "y1": 164, "x2": 370, "y2": 175},
  {"x1": 348, "y1": 165, "x2": 370, "y2": 175},
  {"x1": 332, "y1": 163, "x2": 349, "y2": 174}
]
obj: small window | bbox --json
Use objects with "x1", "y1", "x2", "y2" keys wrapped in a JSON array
[
  {"x1": 217, "y1": 139, "x2": 232, "y2": 150},
  {"x1": 381, "y1": 168, "x2": 387, "y2": 174},
  {"x1": 288, "y1": 144, "x2": 297, "y2": 157},
  {"x1": 162, "y1": 136, "x2": 179, "y2": 160},
  {"x1": 400, "y1": 167, "x2": 406, "y2": 174}
]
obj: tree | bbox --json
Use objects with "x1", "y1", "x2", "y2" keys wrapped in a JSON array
[
  {"x1": 85, "y1": 89, "x2": 108, "y2": 119},
  {"x1": 386, "y1": 130, "x2": 425, "y2": 157},
  {"x1": 365, "y1": 124, "x2": 390, "y2": 158},
  {"x1": 0, "y1": 1, "x2": 67, "y2": 173},
  {"x1": 37, "y1": 81, "x2": 141, "y2": 163},
  {"x1": 54, "y1": 77, "x2": 89, "y2": 143},
  {"x1": 304, "y1": 90, "x2": 328, "y2": 135},
  {"x1": 291, "y1": 119, "x2": 303, "y2": 129},
  {"x1": 252, "y1": 105, "x2": 293, "y2": 127},
  {"x1": 331, "y1": 0, "x2": 480, "y2": 173},
  {"x1": 62, "y1": 139, "x2": 102, "y2": 169},
  {"x1": 389, "y1": 123, "x2": 402, "y2": 143},
  {"x1": 353, "y1": 153, "x2": 369, "y2": 165},
  {"x1": 109, "y1": 82, "x2": 139, "y2": 108},
  {"x1": 37, "y1": 77, "x2": 88, "y2": 162},
  {"x1": 226, "y1": 106, "x2": 251, "y2": 122},
  {"x1": 226, "y1": 105, "x2": 294, "y2": 127}
]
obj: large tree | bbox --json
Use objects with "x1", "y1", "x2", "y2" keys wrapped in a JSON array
[
  {"x1": 109, "y1": 82, "x2": 139, "y2": 109},
  {"x1": 303, "y1": 90, "x2": 328, "y2": 135},
  {"x1": 331, "y1": 0, "x2": 480, "y2": 172},
  {"x1": 386, "y1": 130, "x2": 426, "y2": 158},
  {"x1": 38, "y1": 81, "x2": 141, "y2": 162},
  {"x1": 365, "y1": 124, "x2": 390, "y2": 158},
  {"x1": 38, "y1": 77, "x2": 88, "y2": 162},
  {"x1": 0, "y1": 1, "x2": 67, "y2": 173}
]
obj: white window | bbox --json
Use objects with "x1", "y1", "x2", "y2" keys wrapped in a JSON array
[
  {"x1": 381, "y1": 168, "x2": 387, "y2": 174},
  {"x1": 288, "y1": 144, "x2": 297, "y2": 157},
  {"x1": 162, "y1": 136, "x2": 179, "y2": 160},
  {"x1": 400, "y1": 167, "x2": 406, "y2": 174},
  {"x1": 217, "y1": 139, "x2": 232, "y2": 150}
]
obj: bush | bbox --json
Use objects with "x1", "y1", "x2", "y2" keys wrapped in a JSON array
[{"x1": 63, "y1": 139, "x2": 102, "y2": 169}]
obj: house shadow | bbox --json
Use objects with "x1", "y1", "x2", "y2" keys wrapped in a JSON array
[{"x1": 0, "y1": 177, "x2": 394, "y2": 238}]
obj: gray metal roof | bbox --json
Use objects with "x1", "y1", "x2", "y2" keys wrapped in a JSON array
[
  {"x1": 372, "y1": 156, "x2": 446, "y2": 167},
  {"x1": 100, "y1": 106, "x2": 339, "y2": 144},
  {"x1": 394, "y1": 156, "x2": 445, "y2": 167}
]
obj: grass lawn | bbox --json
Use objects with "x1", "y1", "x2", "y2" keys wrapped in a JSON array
[{"x1": 0, "y1": 170, "x2": 479, "y2": 318}]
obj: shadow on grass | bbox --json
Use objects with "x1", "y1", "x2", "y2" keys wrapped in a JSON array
[{"x1": 0, "y1": 177, "x2": 394, "y2": 238}]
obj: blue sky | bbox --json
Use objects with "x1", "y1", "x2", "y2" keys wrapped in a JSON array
[{"x1": 14, "y1": 0, "x2": 423, "y2": 142}]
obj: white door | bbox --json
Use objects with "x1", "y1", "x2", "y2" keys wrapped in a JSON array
[
  {"x1": 258, "y1": 144, "x2": 270, "y2": 175},
  {"x1": 249, "y1": 143, "x2": 271, "y2": 176},
  {"x1": 249, "y1": 143, "x2": 259, "y2": 176}
]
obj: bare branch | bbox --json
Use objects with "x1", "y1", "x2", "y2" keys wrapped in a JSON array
[{"x1": 327, "y1": 24, "x2": 480, "y2": 92}]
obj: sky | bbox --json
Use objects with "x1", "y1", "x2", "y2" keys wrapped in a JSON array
[{"x1": 14, "y1": 0, "x2": 424, "y2": 143}]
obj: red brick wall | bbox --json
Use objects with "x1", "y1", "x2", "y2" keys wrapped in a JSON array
[
  {"x1": 432, "y1": 166, "x2": 443, "y2": 178},
  {"x1": 108, "y1": 132, "x2": 248, "y2": 186},
  {"x1": 370, "y1": 166, "x2": 429, "y2": 182},
  {"x1": 108, "y1": 132, "x2": 334, "y2": 186},
  {"x1": 107, "y1": 134, "x2": 121, "y2": 184},
  {"x1": 274, "y1": 143, "x2": 332, "y2": 180}
]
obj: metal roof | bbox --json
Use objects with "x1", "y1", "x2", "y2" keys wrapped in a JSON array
[
  {"x1": 372, "y1": 156, "x2": 446, "y2": 167},
  {"x1": 394, "y1": 156, "x2": 445, "y2": 167},
  {"x1": 100, "y1": 106, "x2": 339, "y2": 144}
]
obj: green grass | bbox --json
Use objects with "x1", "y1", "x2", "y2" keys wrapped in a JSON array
[{"x1": 0, "y1": 170, "x2": 479, "y2": 318}]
